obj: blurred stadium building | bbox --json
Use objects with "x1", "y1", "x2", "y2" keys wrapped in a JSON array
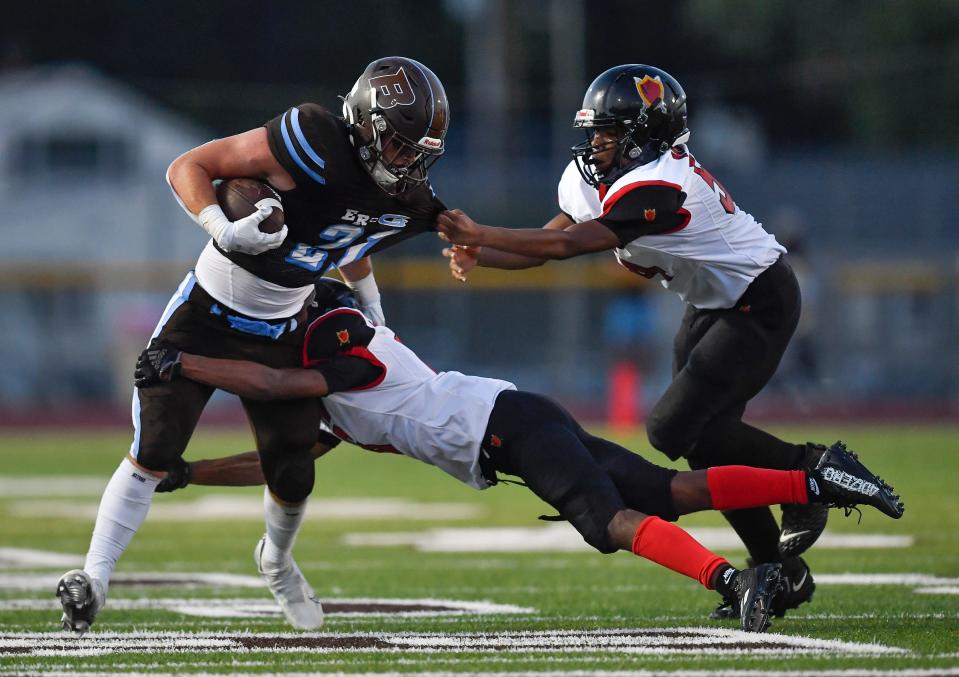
[{"x1": 1, "y1": 0, "x2": 956, "y2": 423}]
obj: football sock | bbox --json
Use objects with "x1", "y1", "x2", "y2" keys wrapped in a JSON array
[
  {"x1": 84, "y1": 457, "x2": 161, "y2": 587},
  {"x1": 711, "y1": 564, "x2": 739, "y2": 599},
  {"x1": 260, "y1": 487, "x2": 307, "y2": 571},
  {"x1": 707, "y1": 466, "x2": 808, "y2": 510},
  {"x1": 631, "y1": 515, "x2": 729, "y2": 589}
]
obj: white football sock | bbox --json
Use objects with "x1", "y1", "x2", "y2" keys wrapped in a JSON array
[
  {"x1": 260, "y1": 487, "x2": 307, "y2": 571},
  {"x1": 84, "y1": 457, "x2": 161, "y2": 588}
]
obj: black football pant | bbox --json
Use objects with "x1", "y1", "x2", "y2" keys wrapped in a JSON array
[
  {"x1": 131, "y1": 273, "x2": 319, "y2": 503},
  {"x1": 481, "y1": 390, "x2": 678, "y2": 554},
  {"x1": 645, "y1": 256, "x2": 806, "y2": 564}
]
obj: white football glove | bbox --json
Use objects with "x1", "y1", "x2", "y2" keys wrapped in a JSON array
[
  {"x1": 198, "y1": 203, "x2": 287, "y2": 255},
  {"x1": 345, "y1": 272, "x2": 385, "y2": 326}
]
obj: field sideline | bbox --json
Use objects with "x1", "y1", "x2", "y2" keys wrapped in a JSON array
[{"x1": 0, "y1": 424, "x2": 956, "y2": 675}]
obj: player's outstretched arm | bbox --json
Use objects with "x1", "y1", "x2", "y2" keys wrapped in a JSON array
[
  {"x1": 437, "y1": 209, "x2": 618, "y2": 261},
  {"x1": 180, "y1": 354, "x2": 329, "y2": 400},
  {"x1": 157, "y1": 442, "x2": 334, "y2": 492},
  {"x1": 441, "y1": 212, "x2": 592, "y2": 280}
]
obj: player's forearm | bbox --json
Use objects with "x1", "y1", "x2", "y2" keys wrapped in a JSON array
[
  {"x1": 189, "y1": 452, "x2": 266, "y2": 486},
  {"x1": 180, "y1": 354, "x2": 326, "y2": 400},
  {"x1": 189, "y1": 442, "x2": 333, "y2": 488},
  {"x1": 477, "y1": 247, "x2": 547, "y2": 270},
  {"x1": 475, "y1": 226, "x2": 583, "y2": 260},
  {"x1": 167, "y1": 155, "x2": 218, "y2": 217}
]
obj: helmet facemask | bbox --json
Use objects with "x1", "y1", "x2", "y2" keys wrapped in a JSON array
[
  {"x1": 572, "y1": 118, "x2": 648, "y2": 187},
  {"x1": 359, "y1": 113, "x2": 443, "y2": 195}
]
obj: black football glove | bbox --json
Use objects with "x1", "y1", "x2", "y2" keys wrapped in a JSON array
[
  {"x1": 135, "y1": 345, "x2": 183, "y2": 387},
  {"x1": 155, "y1": 457, "x2": 192, "y2": 493}
]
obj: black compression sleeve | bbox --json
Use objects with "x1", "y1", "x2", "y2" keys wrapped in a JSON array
[
  {"x1": 597, "y1": 184, "x2": 688, "y2": 246},
  {"x1": 312, "y1": 356, "x2": 383, "y2": 393}
]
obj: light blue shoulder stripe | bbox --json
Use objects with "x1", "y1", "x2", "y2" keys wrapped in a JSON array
[
  {"x1": 290, "y1": 107, "x2": 326, "y2": 169},
  {"x1": 281, "y1": 109, "x2": 326, "y2": 185}
]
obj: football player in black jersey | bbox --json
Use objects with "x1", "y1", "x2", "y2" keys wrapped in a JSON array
[
  {"x1": 436, "y1": 64, "x2": 867, "y2": 620},
  {"x1": 57, "y1": 56, "x2": 450, "y2": 635},
  {"x1": 134, "y1": 279, "x2": 902, "y2": 634}
]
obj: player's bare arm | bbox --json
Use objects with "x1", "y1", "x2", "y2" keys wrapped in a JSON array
[
  {"x1": 442, "y1": 213, "x2": 591, "y2": 281},
  {"x1": 157, "y1": 442, "x2": 334, "y2": 492},
  {"x1": 180, "y1": 354, "x2": 329, "y2": 400},
  {"x1": 167, "y1": 128, "x2": 295, "y2": 214},
  {"x1": 437, "y1": 209, "x2": 618, "y2": 260}
]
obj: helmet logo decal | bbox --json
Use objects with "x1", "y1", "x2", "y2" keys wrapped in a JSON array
[
  {"x1": 369, "y1": 67, "x2": 416, "y2": 109},
  {"x1": 418, "y1": 136, "x2": 443, "y2": 150},
  {"x1": 634, "y1": 75, "x2": 664, "y2": 108},
  {"x1": 336, "y1": 329, "x2": 351, "y2": 346},
  {"x1": 644, "y1": 208, "x2": 657, "y2": 222}
]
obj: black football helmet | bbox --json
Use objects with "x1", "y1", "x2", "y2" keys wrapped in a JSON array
[
  {"x1": 313, "y1": 278, "x2": 358, "y2": 314},
  {"x1": 342, "y1": 56, "x2": 449, "y2": 195},
  {"x1": 571, "y1": 64, "x2": 690, "y2": 187}
]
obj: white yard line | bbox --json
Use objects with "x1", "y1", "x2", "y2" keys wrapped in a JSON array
[
  {"x1": 7, "y1": 663, "x2": 959, "y2": 677},
  {"x1": 10, "y1": 496, "x2": 482, "y2": 521},
  {"x1": 0, "y1": 628, "x2": 909, "y2": 658},
  {"x1": 343, "y1": 525, "x2": 913, "y2": 552},
  {"x1": 0, "y1": 596, "x2": 533, "y2": 617}
]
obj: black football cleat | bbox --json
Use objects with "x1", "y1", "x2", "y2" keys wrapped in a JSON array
[
  {"x1": 779, "y1": 503, "x2": 829, "y2": 558},
  {"x1": 710, "y1": 558, "x2": 809, "y2": 621},
  {"x1": 778, "y1": 442, "x2": 830, "y2": 558},
  {"x1": 770, "y1": 556, "x2": 815, "y2": 617},
  {"x1": 808, "y1": 441, "x2": 905, "y2": 519},
  {"x1": 732, "y1": 563, "x2": 783, "y2": 632}
]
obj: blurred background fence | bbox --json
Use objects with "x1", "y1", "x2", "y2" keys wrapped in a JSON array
[{"x1": 1, "y1": 0, "x2": 957, "y2": 423}]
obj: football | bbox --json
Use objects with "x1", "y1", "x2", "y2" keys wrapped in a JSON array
[{"x1": 215, "y1": 178, "x2": 284, "y2": 234}]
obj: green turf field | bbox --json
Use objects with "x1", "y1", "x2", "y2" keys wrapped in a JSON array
[{"x1": 0, "y1": 424, "x2": 956, "y2": 675}]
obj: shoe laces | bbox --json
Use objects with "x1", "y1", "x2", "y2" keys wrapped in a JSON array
[{"x1": 823, "y1": 502, "x2": 863, "y2": 523}]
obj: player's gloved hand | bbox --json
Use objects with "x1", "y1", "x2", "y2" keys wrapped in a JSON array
[
  {"x1": 155, "y1": 457, "x2": 192, "y2": 493},
  {"x1": 198, "y1": 204, "x2": 287, "y2": 255},
  {"x1": 135, "y1": 345, "x2": 183, "y2": 387},
  {"x1": 442, "y1": 244, "x2": 481, "y2": 282}
]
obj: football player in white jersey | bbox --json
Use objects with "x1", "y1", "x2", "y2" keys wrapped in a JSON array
[
  {"x1": 437, "y1": 64, "x2": 853, "y2": 619},
  {"x1": 56, "y1": 56, "x2": 451, "y2": 635},
  {"x1": 134, "y1": 279, "x2": 902, "y2": 633}
]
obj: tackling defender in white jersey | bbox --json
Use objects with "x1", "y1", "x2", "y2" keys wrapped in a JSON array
[{"x1": 135, "y1": 280, "x2": 903, "y2": 632}]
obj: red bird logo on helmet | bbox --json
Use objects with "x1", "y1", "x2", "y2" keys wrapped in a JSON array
[{"x1": 635, "y1": 75, "x2": 664, "y2": 108}]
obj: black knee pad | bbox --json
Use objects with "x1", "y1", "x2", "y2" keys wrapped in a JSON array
[
  {"x1": 562, "y1": 494, "x2": 620, "y2": 554},
  {"x1": 260, "y1": 449, "x2": 316, "y2": 503}
]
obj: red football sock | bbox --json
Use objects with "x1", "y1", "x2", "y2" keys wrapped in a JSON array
[
  {"x1": 631, "y1": 515, "x2": 729, "y2": 589},
  {"x1": 706, "y1": 466, "x2": 809, "y2": 511}
]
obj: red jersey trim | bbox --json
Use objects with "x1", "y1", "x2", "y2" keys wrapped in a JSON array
[
  {"x1": 600, "y1": 180, "x2": 690, "y2": 234},
  {"x1": 302, "y1": 307, "x2": 386, "y2": 390}
]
